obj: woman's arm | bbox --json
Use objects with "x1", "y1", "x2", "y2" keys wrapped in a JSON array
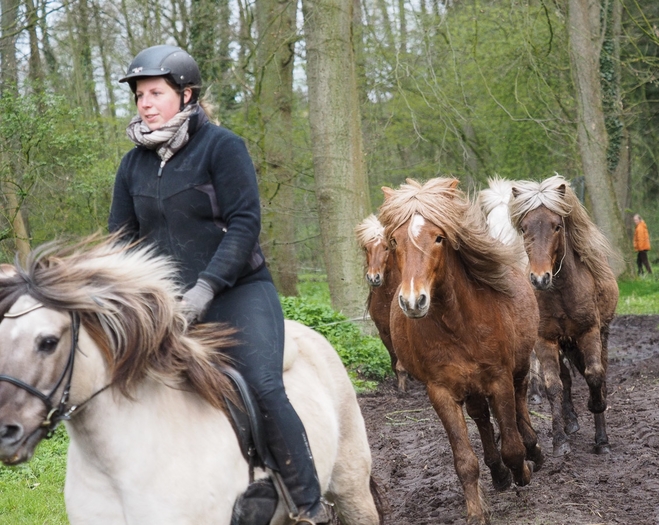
[{"x1": 108, "y1": 156, "x2": 140, "y2": 239}]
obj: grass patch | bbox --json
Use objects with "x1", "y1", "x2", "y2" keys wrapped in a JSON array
[
  {"x1": 616, "y1": 277, "x2": 659, "y2": 315},
  {"x1": 0, "y1": 426, "x2": 68, "y2": 524}
]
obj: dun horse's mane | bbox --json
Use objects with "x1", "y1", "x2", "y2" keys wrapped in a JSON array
[
  {"x1": 0, "y1": 234, "x2": 236, "y2": 411},
  {"x1": 355, "y1": 214, "x2": 385, "y2": 248},
  {"x1": 509, "y1": 174, "x2": 616, "y2": 284},
  {"x1": 379, "y1": 178, "x2": 519, "y2": 295}
]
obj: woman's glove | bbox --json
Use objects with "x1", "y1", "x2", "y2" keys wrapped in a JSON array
[{"x1": 181, "y1": 279, "x2": 215, "y2": 324}]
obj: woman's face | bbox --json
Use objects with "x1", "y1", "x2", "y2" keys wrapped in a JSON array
[{"x1": 135, "y1": 77, "x2": 191, "y2": 130}]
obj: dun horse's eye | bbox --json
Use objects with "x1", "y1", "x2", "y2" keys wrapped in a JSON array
[
  {"x1": 435, "y1": 236, "x2": 443, "y2": 244},
  {"x1": 37, "y1": 337, "x2": 59, "y2": 354},
  {"x1": 555, "y1": 225, "x2": 562, "y2": 232},
  {"x1": 520, "y1": 227, "x2": 526, "y2": 234}
]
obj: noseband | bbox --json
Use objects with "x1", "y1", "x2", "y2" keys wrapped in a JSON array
[{"x1": 0, "y1": 304, "x2": 80, "y2": 438}]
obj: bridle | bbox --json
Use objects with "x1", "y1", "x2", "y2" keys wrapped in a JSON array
[{"x1": 0, "y1": 304, "x2": 108, "y2": 438}]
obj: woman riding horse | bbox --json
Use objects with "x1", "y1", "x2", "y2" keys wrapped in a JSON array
[{"x1": 109, "y1": 45, "x2": 328, "y2": 524}]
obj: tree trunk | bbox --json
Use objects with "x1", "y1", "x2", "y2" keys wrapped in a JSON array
[
  {"x1": 25, "y1": 0, "x2": 44, "y2": 88},
  {"x1": 0, "y1": 0, "x2": 19, "y2": 90},
  {"x1": 255, "y1": 0, "x2": 298, "y2": 296},
  {"x1": 92, "y1": 0, "x2": 116, "y2": 118},
  {"x1": 567, "y1": 0, "x2": 630, "y2": 275},
  {"x1": 302, "y1": 0, "x2": 371, "y2": 317}
]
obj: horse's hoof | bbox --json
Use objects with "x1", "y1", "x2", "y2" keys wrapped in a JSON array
[
  {"x1": 467, "y1": 514, "x2": 490, "y2": 525},
  {"x1": 527, "y1": 445, "x2": 544, "y2": 472},
  {"x1": 564, "y1": 419, "x2": 580, "y2": 435},
  {"x1": 529, "y1": 393, "x2": 543, "y2": 405},
  {"x1": 553, "y1": 441, "x2": 571, "y2": 457},
  {"x1": 594, "y1": 443, "x2": 611, "y2": 455},
  {"x1": 491, "y1": 467, "x2": 512, "y2": 492}
]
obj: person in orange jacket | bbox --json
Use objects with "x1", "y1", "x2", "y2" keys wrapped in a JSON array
[{"x1": 633, "y1": 214, "x2": 652, "y2": 275}]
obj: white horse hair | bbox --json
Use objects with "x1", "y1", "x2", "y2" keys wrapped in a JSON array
[{"x1": 0, "y1": 236, "x2": 381, "y2": 525}]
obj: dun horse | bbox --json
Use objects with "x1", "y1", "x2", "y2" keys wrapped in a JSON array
[
  {"x1": 0, "y1": 236, "x2": 381, "y2": 525},
  {"x1": 355, "y1": 215, "x2": 407, "y2": 391},
  {"x1": 509, "y1": 174, "x2": 619, "y2": 456},
  {"x1": 379, "y1": 178, "x2": 543, "y2": 525},
  {"x1": 478, "y1": 177, "x2": 544, "y2": 405}
]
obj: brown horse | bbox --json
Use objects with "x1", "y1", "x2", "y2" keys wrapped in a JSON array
[
  {"x1": 355, "y1": 215, "x2": 408, "y2": 391},
  {"x1": 379, "y1": 178, "x2": 543, "y2": 525},
  {"x1": 509, "y1": 174, "x2": 619, "y2": 456}
]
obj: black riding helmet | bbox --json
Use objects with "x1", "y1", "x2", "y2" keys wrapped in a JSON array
[{"x1": 119, "y1": 45, "x2": 201, "y2": 110}]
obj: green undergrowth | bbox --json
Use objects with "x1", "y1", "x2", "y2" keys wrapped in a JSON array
[
  {"x1": 616, "y1": 278, "x2": 659, "y2": 315},
  {"x1": 0, "y1": 426, "x2": 68, "y2": 524},
  {"x1": 281, "y1": 279, "x2": 392, "y2": 391}
]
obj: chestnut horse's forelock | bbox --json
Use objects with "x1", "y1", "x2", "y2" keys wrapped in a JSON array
[
  {"x1": 0, "y1": 234, "x2": 236, "y2": 412},
  {"x1": 379, "y1": 177, "x2": 519, "y2": 296},
  {"x1": 355, "y1": 214, "x2": 385, "y2": 248},
  {"x1": 509, "y1": 174, "x2": 617, "y2": 285}
]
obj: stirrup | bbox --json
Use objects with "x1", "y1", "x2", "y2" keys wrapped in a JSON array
[{"x1": 290, "y1": 499, "x2": 333, "y2": 525}]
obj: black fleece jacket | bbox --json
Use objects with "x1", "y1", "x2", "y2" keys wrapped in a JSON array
[{"x1": 109, "y1": 110, "x2": 265, "y2": 293}]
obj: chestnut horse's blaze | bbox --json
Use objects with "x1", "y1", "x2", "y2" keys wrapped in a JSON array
[
  {"x1": 510, "y1": 174, "x2": 619, "y2": 457},
  {"x1": 379, "y1": 178, "x2": 543, "y2": 525}
]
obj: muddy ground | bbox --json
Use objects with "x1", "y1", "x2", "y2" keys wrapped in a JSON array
[{"x1": 358, "y1": 315, "x2": 659, "y2": 524}]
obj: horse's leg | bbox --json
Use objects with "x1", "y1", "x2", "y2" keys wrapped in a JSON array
[
  {"x1": 427, "y1": 384, "x2": 488, "y2": 525},
  {"x1": 464, "y1": 395, "x2": 512, "y2": 492},
  {"x1": 527, "y1": 351, "x2": 544, "y2": 405},
  {"x1": 512, "y1": 371, "x2": 543, "y2": 471},
  {"x1": 489, "y1": 379, "x2": 533, "y2": 487},
  {"x1": 593, "y1": 326, "x2": 611, "y2": 454},
  {"x1": 535, "y1": 338, "x2": 570, "y2": 456},
  {"x1": 559, "y1": 357, "x2": 579, "y2": 435},
  {"x1": 577, "y1": 327, "x2": 607, "y2": 414}
]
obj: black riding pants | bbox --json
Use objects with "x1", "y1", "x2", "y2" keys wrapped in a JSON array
[{"x1": 202, "y1": 267, "x2": 321, "y2": 511}]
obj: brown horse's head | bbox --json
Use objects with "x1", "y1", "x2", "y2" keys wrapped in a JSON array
[
  {"x1": 516, "y1": 204, "x2": 565, "y2": 290},
  {"x1": 389, "y1": 214, "x2": 449, "y2": 318}
]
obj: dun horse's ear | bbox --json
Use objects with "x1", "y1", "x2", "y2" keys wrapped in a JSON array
[
  {"x1": 557, "y1": 184, "x2": 566, "y2": 197},
  {"x1": 511, "y1": 187, "x2": 520, "y2": 198},
  {"x1": 449, "y1": 179, "x2": 459, "y2": 189},
  {"x1": 0, "y1": 264, "x2": 17, "y2": 278},
  {"x1": 382, "y1": 186, "x2": 394, "y2": 201}
]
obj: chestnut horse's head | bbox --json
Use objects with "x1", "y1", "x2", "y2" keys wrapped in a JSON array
[
  {"x1": 355, "y1": 215, "x2": 389, "y2": 288},
  {"x1": 379, "y1": 178, "x2": 517, "y2": 320},
  {"x1": 388, "y1": 214, "x2": 449, "y2": 318}
]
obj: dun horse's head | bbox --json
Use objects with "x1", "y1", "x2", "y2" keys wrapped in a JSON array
[
  {"x1": 389, "y1": 213, "x2": 449, "y2": 319},
  {"x1": 0, "y1": 289, "x2": 77, "y2": 465},
  {"x1": 511, "y1": 179, "x2": 568, "y2": 291}
]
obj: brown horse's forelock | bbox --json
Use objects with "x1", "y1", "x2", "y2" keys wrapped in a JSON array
[
  {"x1": 509, "y1": 174, "x2": 618, "y2": 284},
  {"x1": 0, "y1": 235, "x2": 237, "y2": 412},
  {"x1": 379, "y1": 178, "x2": 518, "y2": 295}
]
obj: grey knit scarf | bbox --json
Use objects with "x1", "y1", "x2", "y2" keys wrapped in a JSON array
[{"x1": 126, "y1": 104, "x2": 198, "y2": 164}]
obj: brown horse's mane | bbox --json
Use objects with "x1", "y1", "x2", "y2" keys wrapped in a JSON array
[
  {"x1": 0, "y1": 233, "x2": 236, "y2": 411},
  {"x1": 378, "y1": 178, "x2": 519, "y2": 295},
  {"x1": 509, "y1": 174, "x2": 617, "y2": 285},
  {"x1": 355, "y1": 214, "x2": 385, "y2": 248}
]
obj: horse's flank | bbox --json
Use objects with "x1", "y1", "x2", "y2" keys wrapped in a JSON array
[
  {"x1": 379, "y1": 177, "x2": 520, "y2": 296},
  {"x1": 0, "y1": 234, "x2": 237, "y2": 412}
]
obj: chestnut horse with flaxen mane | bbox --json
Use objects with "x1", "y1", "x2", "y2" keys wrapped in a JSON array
[
  {"x1": 509, "y1": 175, "x2": 618, "y2": 457},
  {"x1": 355, "y1": 215, "x2": 407, "y2": 391},
  {"x1": 379, "y1": 178, "x2": 543, "y2": 525}
]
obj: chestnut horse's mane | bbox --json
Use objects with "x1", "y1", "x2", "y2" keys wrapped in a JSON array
[
  {"x1": 355, "y1": 214, "x2": 385, "y2": 248},
  {"x1": 508, "y1": 174, "x2": 616, "y2": 285},
  {"x1": 379, "y1": 177, "x2": 519, "y2": 295},
  {"x1": 0, "y1": 233, "x2": 236, "y2": 411}
]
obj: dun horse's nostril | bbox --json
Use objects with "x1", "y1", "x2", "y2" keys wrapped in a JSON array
[{"x1": 0, "y1": 423, "x2": 23, "y2": 444}]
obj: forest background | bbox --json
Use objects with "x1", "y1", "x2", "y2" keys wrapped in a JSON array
[{"x1": 1, "y1": 0, "x2": 658, "y2": 318}]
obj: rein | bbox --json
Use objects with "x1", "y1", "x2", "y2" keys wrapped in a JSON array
[{"x1": 0, "y1": 304, "x2": 109, "y2": 438}]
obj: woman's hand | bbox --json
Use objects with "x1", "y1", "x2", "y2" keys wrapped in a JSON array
[{"x1": 181, "y1": 279, "x2": 215, "y2": 324}]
